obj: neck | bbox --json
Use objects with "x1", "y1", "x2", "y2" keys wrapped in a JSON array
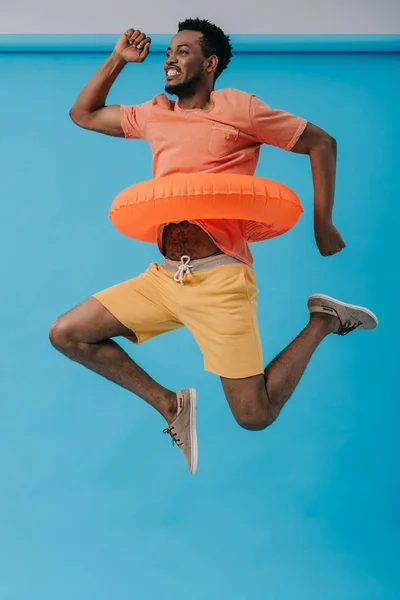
[{"x1": 177, "y1": 88, "x2": 214, "y2": 111}]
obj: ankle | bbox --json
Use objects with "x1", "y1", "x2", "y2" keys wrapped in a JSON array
[
  {"x1": 164, "y1": 391, "x2": 178, "y2": 423},
  {"x1": 309, "y1": 312, "x2": 339, "y2": 334}
]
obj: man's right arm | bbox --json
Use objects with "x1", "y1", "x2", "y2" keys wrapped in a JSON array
[{"x1": 69, "y1": 29, "x2": 151, "y2": 137}]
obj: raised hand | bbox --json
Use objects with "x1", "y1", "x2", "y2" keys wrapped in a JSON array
[{"x1": 113, "y1": 29, "x2": 151, "y2": 63}]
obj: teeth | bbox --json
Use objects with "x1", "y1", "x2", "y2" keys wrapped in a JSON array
[{"x1": 167, "y1": 69, "x2": 179, "y2": 76}]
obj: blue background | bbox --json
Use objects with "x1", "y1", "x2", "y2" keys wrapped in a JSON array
[{"x1": 0, "y1": 45, "x2": 398, "y2": 599}]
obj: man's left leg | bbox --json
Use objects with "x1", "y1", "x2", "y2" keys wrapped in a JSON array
[{"x1": 221, "y1": 295, "x2": 378, "y2": 430}]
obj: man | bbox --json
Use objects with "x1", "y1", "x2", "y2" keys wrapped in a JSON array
[{"x1": 49, "y1": 19, "x2": 378, "y2": 475}]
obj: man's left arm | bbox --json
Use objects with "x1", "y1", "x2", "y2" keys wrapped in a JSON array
[{"x1": 291, "y1": 122, "x2": 346, "y2": 257}]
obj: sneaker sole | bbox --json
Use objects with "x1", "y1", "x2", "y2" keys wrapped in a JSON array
[
  {"x1": 308, "y1": 294, "x2": 379, "y2": 330},
  {"x1": 188, "y1": 388, "x2": 198, "y2": 475}
]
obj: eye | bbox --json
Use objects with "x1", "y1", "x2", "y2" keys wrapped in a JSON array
[{"x1": 180, "y1": 50, "x2": 188, "y2": 55}]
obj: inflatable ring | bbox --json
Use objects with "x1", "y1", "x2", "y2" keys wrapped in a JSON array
[{"x1": 109, "y1": 173, "x2": 303, "y2": 243}]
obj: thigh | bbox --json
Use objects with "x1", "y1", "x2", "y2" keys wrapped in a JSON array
[
  {"x1": 92, "y1": 263, "x2": 182, "y2": 343},
  {"x1": 56, "y1": 296, "x2": 134, "y2": 343},
  {"x1": 181, "y1": 263, "x2": 264, "y2": 378}
]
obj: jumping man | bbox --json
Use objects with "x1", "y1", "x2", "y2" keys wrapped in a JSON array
[{"x1": 50, "y1": 19, "x2": 378, "y2": 474}]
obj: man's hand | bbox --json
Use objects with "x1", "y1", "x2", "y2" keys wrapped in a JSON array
[
  {"x1": 113, "y1": 29, "x2": 151, "y2": 64},
  {"x1": 315, "y1": 221, "x2": 346, "y2": 256}
]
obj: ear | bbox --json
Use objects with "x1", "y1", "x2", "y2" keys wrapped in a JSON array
[{"x1": 207, "y1": 55, "x2": 219, "y2": 75}]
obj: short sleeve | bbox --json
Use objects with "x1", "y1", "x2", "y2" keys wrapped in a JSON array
[
  {"x1": 120, "y1": 104, "x2": 150, "y2": 139},
  {"x1": 250, "y1": 94, "x2": 307, "y2": 151}
]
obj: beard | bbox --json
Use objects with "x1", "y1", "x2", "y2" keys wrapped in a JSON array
[{"x1": 165, "y1": 67, "x2": 204, "y2": 96}]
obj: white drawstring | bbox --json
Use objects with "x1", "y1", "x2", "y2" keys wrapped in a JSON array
[{"x1": 173, "y1": 256, "x2": 193, "y2": 285}]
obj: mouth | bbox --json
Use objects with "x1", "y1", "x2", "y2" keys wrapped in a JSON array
[{"x1": 165, "y1": 67, "x2": 182, "y2": 81}]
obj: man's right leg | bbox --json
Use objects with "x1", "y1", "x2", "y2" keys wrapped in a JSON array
[{"x1": 49, "y1": 297, "x2": 178, "y2": 423}]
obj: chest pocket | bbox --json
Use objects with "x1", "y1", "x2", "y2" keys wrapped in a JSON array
[{"x1": 208, "y1": 124, "x2": 239, "y2": 158}]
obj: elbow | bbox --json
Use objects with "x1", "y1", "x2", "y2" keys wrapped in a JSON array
[
  {"x1": 322, "y1": 133, "x2": 337, "y2": 151},
  {"x1": 69, "y1": 107, "x2": 89, "y2": 128},
  {"x1": 326, "y1": 134, "x2": 337, "y2": 152},
  {"x1": 310, "y1": 134, "x2": 337, "y2": 156}
]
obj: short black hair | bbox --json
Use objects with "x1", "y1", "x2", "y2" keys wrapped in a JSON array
[{"x1": 177, "y1": 18, "x2": 233, "y2": 80}]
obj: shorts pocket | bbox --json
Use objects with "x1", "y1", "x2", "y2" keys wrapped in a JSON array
[
  {"x1": 208, "y1": 124, "x2": 239, "y2": 158},
  {"x1": 243, "y1": 266, "x2": 259, "y2": 303}
]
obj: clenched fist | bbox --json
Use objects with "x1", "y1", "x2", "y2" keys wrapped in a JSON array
[
  {"x1": 113, "y1": 29, "x2": 151, "y2": 63},
  {"x1": 315, "y1": 222, "x2": 346, "y2": 257}
]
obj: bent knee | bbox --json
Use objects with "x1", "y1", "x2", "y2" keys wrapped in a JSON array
[
  {"x1": 235, "y1": 411, "x2": 275, "y2": 431},
  {"x1": 232, "y1": 399, "x2": 277, "y2": 431},
  {"x1": 49, "y1": 317, "x2": 76, "y2": 350},
  {"x1": 224, "y1": 380, "x2": 276, "y2": 431}
]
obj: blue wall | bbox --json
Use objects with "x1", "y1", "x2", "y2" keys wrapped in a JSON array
[{"x1": 0, "y1": 48, "x2": 398, "y2": 600}]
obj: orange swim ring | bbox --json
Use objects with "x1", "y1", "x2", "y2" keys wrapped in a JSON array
[{"x1": 109, "y1": 173, "x2": 303, "y2": 243}]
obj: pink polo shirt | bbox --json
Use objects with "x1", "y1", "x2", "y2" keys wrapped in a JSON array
[{"x1": 120, "y1": 88, "x2": 307, "y2": 265}]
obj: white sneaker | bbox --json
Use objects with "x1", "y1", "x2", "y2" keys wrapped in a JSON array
[
  {"x1": 308, "y1": 294, "x2": 378, "y2": 335},
  {"x1": 163, "y1": 388, "x2": 198, "y2": 474}
]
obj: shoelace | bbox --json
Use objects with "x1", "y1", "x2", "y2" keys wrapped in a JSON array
[
  {"x1": 173, "y1": 255, "x2": 193, "y2": 285},
  {"x1": 320, "y1": 304, "x2": 363, "y2": 336},
  {"x1": 337, "y1": 320, "x2": 362, "y2": 336},
  {"x1": 163, "y1": 426, "x2": 183, "y2": 447}
]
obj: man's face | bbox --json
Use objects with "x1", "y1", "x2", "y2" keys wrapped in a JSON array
[{"x1": 164, "y1": 30, "x2": 207, "y2": 95}]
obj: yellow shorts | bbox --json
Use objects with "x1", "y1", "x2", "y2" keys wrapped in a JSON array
[{"x1": 93, "y1": 255, "x2": 264, "y2": 379}]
